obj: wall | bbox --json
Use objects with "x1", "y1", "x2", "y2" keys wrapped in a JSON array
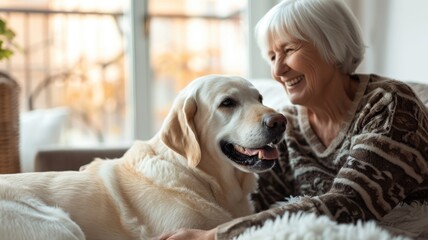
[{"x1": 351, "y1": 0, "x2": 428, "y2": 83}]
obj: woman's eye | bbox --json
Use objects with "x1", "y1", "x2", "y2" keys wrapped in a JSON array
[
  {"x1": 284, "y1": 48, "x2": 294, "y2": 54},
  {"x1": 220, "y1": 98, "x2": 236, "y2": 108},
  {"x1": 269, "y1": 55, "x2": 275, "y2": 62}
]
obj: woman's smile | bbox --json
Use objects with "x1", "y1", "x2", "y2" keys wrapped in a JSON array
[{"x1": 285, "y1": 75, "x2": 304, "y2": 87}]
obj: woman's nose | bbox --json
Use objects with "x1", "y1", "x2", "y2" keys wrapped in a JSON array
[{"x1": 272, "y1": 58, "x2": 289, "y2": 78}]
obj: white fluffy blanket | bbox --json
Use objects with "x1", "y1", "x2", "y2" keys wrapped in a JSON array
[{"x1": 235, "y1": 202, "x2": 428, "y2": 240}]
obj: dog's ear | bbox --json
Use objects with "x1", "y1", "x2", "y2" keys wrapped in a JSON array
[{"x1": 160, "y1": 95, "x2": 201, "y2": 167}]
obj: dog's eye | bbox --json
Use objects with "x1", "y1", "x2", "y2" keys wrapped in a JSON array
[
  {"x1": 220, "y1": 98, "x2": 236, "y2": 108},
  {"x1": 259, "y1": 94, "x2": 263, "y2": 103}
]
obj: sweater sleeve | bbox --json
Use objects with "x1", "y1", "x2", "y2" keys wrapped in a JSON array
[
  {"x1": 321, "y1": 89, "x2": 428, "y2": 222},
  {"x1": 216, "y1": 85, "x2": 428, "y2": 239}
]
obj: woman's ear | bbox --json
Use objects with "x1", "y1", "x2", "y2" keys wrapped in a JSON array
[{"x1": 160, "y1": 95, "x2": 201, "y2": 167}]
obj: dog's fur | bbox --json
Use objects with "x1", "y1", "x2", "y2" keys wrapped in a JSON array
[{"x1": 0, "y1": 75, "x2": 286, "y2": 240}]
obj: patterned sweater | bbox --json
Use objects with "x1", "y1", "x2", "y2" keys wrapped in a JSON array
[{"x1": 216, "y1": 74, "x2": 428, "y2": 239}]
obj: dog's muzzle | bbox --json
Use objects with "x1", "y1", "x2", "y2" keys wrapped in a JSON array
[{"x1": 220, "y1": 113, "x2": 286, "y2": 172}]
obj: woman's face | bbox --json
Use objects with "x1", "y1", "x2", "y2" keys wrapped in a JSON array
[{"x1": 268, "y1": 38, "x2": 336, "y2": 106}]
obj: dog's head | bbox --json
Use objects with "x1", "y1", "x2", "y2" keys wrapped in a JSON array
[{"x1": 160, "y1": 75, "x2": 286, "y2": 173}]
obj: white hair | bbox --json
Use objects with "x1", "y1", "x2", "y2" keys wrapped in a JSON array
[{"x1": 255, "y1": 0, "x2": 365, "y2": 74}]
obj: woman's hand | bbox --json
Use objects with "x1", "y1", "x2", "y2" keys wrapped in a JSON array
[{"x1": 154, "y1": 227, "x2": 216, "y2": 240}]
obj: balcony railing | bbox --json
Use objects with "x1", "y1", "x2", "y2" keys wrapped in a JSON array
[{"x1": 0, "y1": 7, "x2": 127, "y2": 144}]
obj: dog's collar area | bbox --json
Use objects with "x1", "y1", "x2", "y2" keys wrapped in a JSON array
[{"x1": 220, "y1": 140, "x2": 276, "y2": 172}]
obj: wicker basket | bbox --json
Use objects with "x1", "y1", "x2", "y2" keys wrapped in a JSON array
[{"x1": 0, "y1": 71, "x2": 20, "y2": 173}]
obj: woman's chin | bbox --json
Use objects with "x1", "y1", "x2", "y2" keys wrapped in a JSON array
[
  {"x1": 288, "y1": 91, "x2": 303, "y2": 104},
  {"x1": 289, "y1": 98, "x2": 300, "y2": 105}
]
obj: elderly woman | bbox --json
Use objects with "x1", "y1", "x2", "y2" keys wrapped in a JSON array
[{"x1": 157, "y1": 0, "x2": 428, "y2": 239}]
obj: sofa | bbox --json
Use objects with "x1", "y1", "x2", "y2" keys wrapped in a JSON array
[{"x1": 34, "y1": 146, "x2": 128, "y2": 171}]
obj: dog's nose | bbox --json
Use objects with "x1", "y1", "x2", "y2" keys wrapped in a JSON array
[{"x1": 263, "y1": 113, "x2": 287, "y2": 132}]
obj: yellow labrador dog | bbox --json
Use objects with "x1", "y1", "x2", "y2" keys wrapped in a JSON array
[{"x1": 0, "y1": 75, "x2": 286, "y2": 240}]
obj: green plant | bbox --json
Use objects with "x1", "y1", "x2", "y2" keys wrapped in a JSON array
[{"x1": 0, "y1": 18, "x2": 19, "y2": 61}]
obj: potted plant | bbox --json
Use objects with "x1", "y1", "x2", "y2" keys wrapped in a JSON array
[{"x1": 0, "y1": 17, "x2": 19, "y2": 60}]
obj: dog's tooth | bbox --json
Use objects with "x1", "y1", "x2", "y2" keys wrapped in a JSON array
[
  {"x1": 234, "y1": 145, "x2": 246, "y2": 154},
  {"x1": 258, "y1": 151, "x2": 263, "y2": 159}
]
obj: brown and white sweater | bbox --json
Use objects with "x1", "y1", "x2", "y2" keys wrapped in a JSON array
[{"x1": 216, "y1": 74, "x2": 428, "y2": 239}]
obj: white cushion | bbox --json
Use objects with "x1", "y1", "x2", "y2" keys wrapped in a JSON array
[
  {"x1": 19, "y1": 107, "x2": 69, "y2": 172},
  {"x1": 250, "y1": 78, "x2": 291, "y2": 110}
]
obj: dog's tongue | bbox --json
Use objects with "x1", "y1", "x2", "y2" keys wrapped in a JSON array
[{"x1": 236, "y1": 146, "x2": 278, "y2": 160}]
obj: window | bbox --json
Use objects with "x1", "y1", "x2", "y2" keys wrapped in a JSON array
[
  {"x1": 1, "y1": 0, "x2": 250, "y2": 146},
  {"x1": 147, "y1": 0, "x2": 248, "y2": 132}
]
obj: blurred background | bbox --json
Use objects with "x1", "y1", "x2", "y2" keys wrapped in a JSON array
[{"x1": 1, "y1": 0, "x2": 428, "y2": 170}]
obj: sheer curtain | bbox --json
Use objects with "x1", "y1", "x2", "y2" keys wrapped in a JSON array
[{"x1": 347, "y1": 0, "x2": 428, "y2": 83}]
